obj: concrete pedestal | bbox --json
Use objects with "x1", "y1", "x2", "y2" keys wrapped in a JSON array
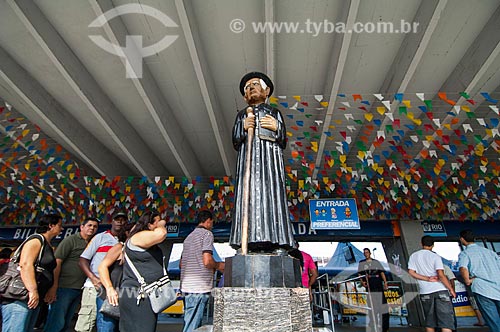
[
  {"x1": 212, "y1": 287, "x2": 312, "y2": 332},
  {"x1": 224, "y1": 254, "x2": 302, "y2": 288}
]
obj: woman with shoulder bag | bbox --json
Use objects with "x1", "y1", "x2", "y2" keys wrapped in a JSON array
[
  {"x1": 1, "y1": 214, "x2": 63, "y2": 332},
  {"x1": 119, "y1": 211, "x2": 167, "y2": 332}
]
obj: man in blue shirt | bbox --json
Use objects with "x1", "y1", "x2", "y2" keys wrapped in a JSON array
[{"x1": 458, "y1": 229, "x2": 500, "y2": 332}]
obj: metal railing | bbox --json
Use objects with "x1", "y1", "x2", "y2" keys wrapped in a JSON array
[
  {"x1": 312, "y1": 274, "x2": 378, "y2": 332},
  {"x1": 312, "y1": 273, "x2": 336, "y2": 332}
]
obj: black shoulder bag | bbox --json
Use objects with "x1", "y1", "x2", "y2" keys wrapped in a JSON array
[{"x1": 0, "y1": 234, "x2": 45, "y2": 301}]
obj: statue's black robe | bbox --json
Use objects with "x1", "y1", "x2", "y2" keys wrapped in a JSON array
[{"x1": 229, "y1": 103, "x2": 295, "y2": 251}]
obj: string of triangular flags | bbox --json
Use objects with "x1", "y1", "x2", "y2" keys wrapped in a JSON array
[{"x1": 0, "y1": 92, "x2": 498, "y2": 224}]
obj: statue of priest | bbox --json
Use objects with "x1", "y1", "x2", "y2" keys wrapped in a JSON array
[{"x1": 229, "y1": 72, "x2": 295, "y2": 253}]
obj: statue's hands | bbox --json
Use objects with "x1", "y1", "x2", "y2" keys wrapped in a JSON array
[
  {"x1": 260, "y1": 115, "x2": 278, "y2": 132},
  {"x1": 244, "y1": 113, "x2": 255, "y2": 131}
]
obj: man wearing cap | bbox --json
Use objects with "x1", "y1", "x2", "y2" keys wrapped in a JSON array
[
  {"x1": 229, "y1": 72, "x2": 294, "y2": 253},
  {"x1": 74, "y1": 212, "x2": 126, "y2": 332}
]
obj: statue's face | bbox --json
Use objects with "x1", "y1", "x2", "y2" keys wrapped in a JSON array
[{"x1": 243, "y1": 78, "x2": 269, "y2": 105}]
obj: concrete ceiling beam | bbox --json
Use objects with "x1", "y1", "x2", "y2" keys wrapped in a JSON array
[
  {"x1": 91, "y1": 0, "x2": 204, "y2": 178},
  {"x1": 0, "y1": 46, "x2": 133, "y2": 177},
  {"x1": 313, "y1": 0, "x2": 361, "y2": 179},
  {"x1": 174, "y1": 0, "x2": 235, "y2": 176},
  {"x1": 8, "y1": 0, "x2": 166, "y2": 177}
]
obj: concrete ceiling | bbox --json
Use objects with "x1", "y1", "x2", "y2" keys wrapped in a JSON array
[{"x1": 0, "y1": 0, "x2": 499, "y2": 223}]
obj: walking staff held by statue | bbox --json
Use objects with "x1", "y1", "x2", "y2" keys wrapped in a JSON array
[{"x1": 229, "y1": 72, "x2": 295, "y2": 254}]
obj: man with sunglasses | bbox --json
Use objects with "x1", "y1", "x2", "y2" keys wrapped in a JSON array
[{"x1": 229, "y1": 72, "x2": 295, "y2": 254}]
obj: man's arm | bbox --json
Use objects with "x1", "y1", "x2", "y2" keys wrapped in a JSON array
[
  {"x1": 458, "y1": 252, "x2": 474, "y2": 287},
  {"x1": 380, "y1": 271, "x2": 388, "y2": 290},
  {"x1": 443, "y1": 266, "x2": 456, "y2": 292},
  {"x1": 408, "y1": 269, "x2": 439, "y2": 282},
  {"x1": 44, "y1": 258, "x2": 63, "y2": 303},
  {"x1": 202, "y1": 252, "x2": 224, "y2": 272},
  {"x1": 459, "y1": 266, "x2": 474, "y2": 286},
  {"x1": 357, "y1": 262, "x2": 368, "y2": 287},
  {"x1": 449, "y1": 278, "x2": 456, "y2": 293},
  {"x1": 437, "y1": 269, "x2": 456, "y2": 297},
  {"x1": 131, "y1": 220, "x2": 167, "y2": 249},
  {"x1": 374, "y1": 260, "x2": 389, "y2": 290},
  {"x1": 309, "y1": 267, "x2": 318, "y2": 287},
  {"x1": 79, "y1": 257, "x2": 100, "y2": 288}
]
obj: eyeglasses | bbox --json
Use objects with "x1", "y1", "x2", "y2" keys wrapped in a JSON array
[{"x1": 244, "y1": 80, "x2": 261, "y2": 90}]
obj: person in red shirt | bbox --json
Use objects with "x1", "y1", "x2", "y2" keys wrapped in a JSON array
[
  {"x1": 295, "y1": 241, "x2": 318, "y2": 300},
  {"x1": 0, "y1": 248, "x2": 13, "y2": 275}
]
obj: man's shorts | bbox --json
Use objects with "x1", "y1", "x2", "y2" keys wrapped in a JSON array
[{"x1": 420, "y1": 290, "x2": 455, "y2": 330}]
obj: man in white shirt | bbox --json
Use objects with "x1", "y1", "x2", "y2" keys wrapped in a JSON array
[
  {"x1": 408, "y1": 236, "x2": 456, "y2": 332},
  {"x1": 74, "y1": 212, "x2": 126, "y2": 332}
]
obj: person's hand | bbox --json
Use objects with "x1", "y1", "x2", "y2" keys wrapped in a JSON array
[
  {"x1": 428, "y1": 276, "x2": 439, "y2": 282},
  {"x1": 244, "y1": 114, "x2": 255, "y2": 131},
  {"x1": 27, "y1": 289, "x2": 39, "y2": 309},
  {"x1": 383, "y1": 282, "x2": 388, "y2": 291},
  {"x1": 44, "y1": 285, "x2": 57, "y2": 304},
  {"x1": 260, "y1": 115, "x2": 277, "y2": 131},
  {"x1": 450, "y1": 289, "x2": 456, "y2": 298},
  {"x1": 91, "y1": 276, "x2": 102, "y2": 290},
  {"x1": 106, "y1": 287, "x2": 119, "y2": 306},
  {"x1": 158, "y1": 219, "x2": 167, "y2": 227}
]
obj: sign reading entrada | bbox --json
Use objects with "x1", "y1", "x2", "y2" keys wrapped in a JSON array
[{"x1": 309, "y1": 198, "x2": 360, "y2": 230}]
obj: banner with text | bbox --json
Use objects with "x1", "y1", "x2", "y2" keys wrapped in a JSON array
[
  {"x1": 421, "y1": 220, "x2": 447, "y2": 237},
  {"x1": 309, "y1": 198, "x2": 360, "y2": 230}
]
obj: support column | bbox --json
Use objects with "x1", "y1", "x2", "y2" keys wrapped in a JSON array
[{"x1": 380, "y1": 220, "x2": 425, "y2": 328}]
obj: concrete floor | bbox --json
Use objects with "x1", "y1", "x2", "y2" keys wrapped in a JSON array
[
  {"x1": 155, "y1": 315, "x2": 491, "y2": 332},
  {"x1": 48, "y1": 307, "x2": 490, "y2": 331}
]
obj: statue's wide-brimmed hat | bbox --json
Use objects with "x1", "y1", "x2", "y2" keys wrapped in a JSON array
[{"x1": 239, "y1": 71, "x2": 274, "y2": 96}]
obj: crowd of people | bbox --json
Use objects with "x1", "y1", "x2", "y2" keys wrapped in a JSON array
[
  {"x1": 390, "y1": 232, "x2": 499, "y2": 332},
  {"x1": 1, "y1": 211, "x2": 499, "y2": 332},
  {"x1": 0, "y1": 209, "x2": 226, "y2": 332}
]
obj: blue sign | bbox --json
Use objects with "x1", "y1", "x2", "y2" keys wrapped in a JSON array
[
  {"x1": 309, "y1": 198, "x2": 360, "y2": 230},
  {"x1": 421, "y1": 220, "x2": 447, "y2": 236},
  {"x1": 166, "y1": 223, "x2": 180, "y2": 238},
  {"x1": 0, "y1": 223, "x2": 182, "y2": 242}
]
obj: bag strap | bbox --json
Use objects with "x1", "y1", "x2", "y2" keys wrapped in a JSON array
[
  {"x1": 11, "y1": 234, "x2": 45, "y2": 267},
  {"x1": 123, "y1": 242, "x2": 167, "y2": 286},
  {"x1": 123, "y1": 250, "x2": 146, "y2": 287}
]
